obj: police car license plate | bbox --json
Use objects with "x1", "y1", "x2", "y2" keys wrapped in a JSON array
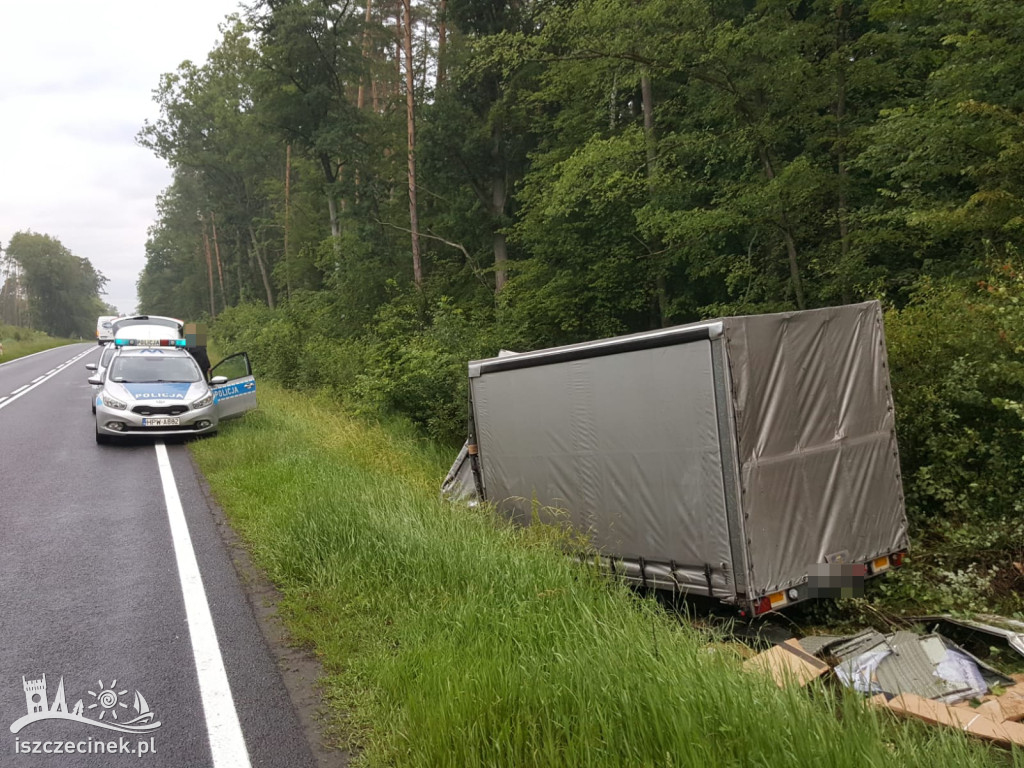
[{"x1": 143, "y1": 417, "x2": 180, "y2": 427}]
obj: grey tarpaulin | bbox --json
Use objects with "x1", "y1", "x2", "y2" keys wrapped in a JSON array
[
  {"x1": 441, "y1": 441, "x2": 477, "y2": 504},
  {"x1": 452, "y1": 301, "x2": 909, "y2": 608},
  {"x1": 722, "y1": 302, "x2": 908, "y2": 597}
]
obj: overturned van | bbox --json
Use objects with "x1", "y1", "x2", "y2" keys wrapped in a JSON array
[{"x1": 444, "y1": 301, "x2": 909, "y2": 615}]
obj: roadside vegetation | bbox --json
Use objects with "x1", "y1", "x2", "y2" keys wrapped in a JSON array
[
  {"x1": 0, "y1": 324, "x2": 79, "y2": 363},
  {"x1": 191, "y1": 386, "x2": 1019, "y2": 767},
  {"x1": 212, "y1": 258, "x2": 1024, "y2": 619},
  {"x1": 135, "y1": 0, "x2": 1024, "y2": 616}
]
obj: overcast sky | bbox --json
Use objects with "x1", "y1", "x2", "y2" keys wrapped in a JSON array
[{"x1": 0, "y1": 0, "x2": 246, "y2": 315}]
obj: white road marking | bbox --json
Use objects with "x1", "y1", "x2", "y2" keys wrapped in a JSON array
[
  {"x1": 0, "y1": 397, "x2": 6, "y2": 404},
  {"x1": 0, "y1": 344, "x2": 90, "y2": 369},
  {"x1": 154, "y1": 442, "x2": 251, "y2": 768},
  {"x1": 30, "y1": 376, "x2": 44, "y2": 383},
  {"x1": 10, "y1": 385, "x2": 28, "y2": 394},
  {"x1": 0, "y1": 347, "x2": 96, "y2": 412}
]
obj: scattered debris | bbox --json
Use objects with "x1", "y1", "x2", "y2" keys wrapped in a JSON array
[
  {"x1": 794, "y1": 634, "x2": 847, "y2": 656},
  {"x1": 744, "y1": 615, "x2": 1024, "y2": 746},
  {"x1": 743, "y1": 639, "x2": 829, "y2": 688},
  {"x1": 882, "y1": 693, "x2": 1024, "y2": 748},
  {"x1": 997, "y1": 681, "x2": 1024, "y2": 722},
  {"x1": 770, "y1": 617, "x2": 1024, "y2": 747},
  {"x1": 798, "y1": 628, "x2": 1013, "y2": 704},
  {"x1": 910, "y1": 614, "x2": 1024, "y2": 660}
]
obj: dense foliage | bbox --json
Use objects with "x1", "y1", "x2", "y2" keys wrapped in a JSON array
[{"x1": 139, "y1": 0, "x2": 1024, "y2": 612}]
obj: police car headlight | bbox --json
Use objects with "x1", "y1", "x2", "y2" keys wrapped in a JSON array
[
  {"x1": 191, "y1": 393, "x2": 214, "y2": 409},
  {"x1": 101, "y1": 393, "x2": 128, "y2": 410}
]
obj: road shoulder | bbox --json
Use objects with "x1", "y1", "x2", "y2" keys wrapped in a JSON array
[{"x1": 186, "y1": 448, "x2": 351, "y2": 768}]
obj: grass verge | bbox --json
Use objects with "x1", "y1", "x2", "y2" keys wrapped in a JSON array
[
  {"x1": 190, "y1": 384, "x2": 1019, "y2": 768},
  {"x1": 0, "y1": 325, "x2": 79, "y2": 363}
]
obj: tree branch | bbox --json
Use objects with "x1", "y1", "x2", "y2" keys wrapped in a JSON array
[{"x1": 374, "y1": 218, "x2": 491, "y2": 289}]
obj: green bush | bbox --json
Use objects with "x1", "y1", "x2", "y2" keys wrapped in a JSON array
[
  {"x1": 882, "y1": 257, "x2": 1024, "y2": 612},
  {"x1": 213, "y1": 294, "x2": 504, "y2": 445}
]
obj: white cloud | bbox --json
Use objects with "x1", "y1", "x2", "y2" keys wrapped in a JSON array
[{"x1": 0, "y1": 0, "x2": 245, "y2": 315}]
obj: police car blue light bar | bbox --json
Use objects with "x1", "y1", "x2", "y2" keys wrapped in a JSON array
[{"x1": 115, "y1": 338, "x2": 187, "y2": 347}]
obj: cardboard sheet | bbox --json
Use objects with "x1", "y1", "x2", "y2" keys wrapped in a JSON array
[
  {"x1": 884, "y1": 693, "x2": 1024, "y2": 747},
  {"x1": 744, "y1": 639, "x2": 830, "y2": 688}
]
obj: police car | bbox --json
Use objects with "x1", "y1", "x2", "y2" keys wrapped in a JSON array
[{"x1": 88, "y1": 338, "x2": 257, "y2": 444}]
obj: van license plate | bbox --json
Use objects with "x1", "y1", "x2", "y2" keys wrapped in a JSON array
[{"x1": 143, "y1": 417, "x2": 180, "y2": 427}]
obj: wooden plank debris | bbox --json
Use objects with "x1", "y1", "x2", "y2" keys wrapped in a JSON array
[
  {"x1": 744, "y1": 639, "x2": 830, "y2": 688},
  {"x1": 884, "y1": 693, "x2": 1024, "y2": 748}
]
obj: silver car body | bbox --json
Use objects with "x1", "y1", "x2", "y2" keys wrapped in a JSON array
[
  {"x1": 92, "y1": 345, "x2": 257, "y2": 442},
  {"x1": 86, "y1": 343, "x2": 119, "y2": 412}
]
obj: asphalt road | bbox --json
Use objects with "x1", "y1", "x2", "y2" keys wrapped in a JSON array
[{"x1": 0, "y1": 344, "x2": 317, "y2": 767}]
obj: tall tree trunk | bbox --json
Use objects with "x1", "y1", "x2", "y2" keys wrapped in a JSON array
[
  {"x1": 835, "y1": 2, "x2": 852, "y2": 304},
  {"x1": 357, "y1": 0, "x2": 373, "y2": 110},
  {"x1": 758, "y1": 147, "x2": 806, "y2": 310},
  {"x1": 248, "y1": 225, "x2": 276, "y2": 309},
  {"x1": 609, "y1": 70, "x2": 618, "y2": 130},
  {"x1": 782, "y1": 228, "x2": 805, "y2": 309},
  {"x1": 436, "y1": 0, "x2": 447, "y2": 88},
  {"x1": 201, "y1": 222, "x2": 216, "y2": 317},
  {"x1": 234, "y1": 229, "x2": 245, "y2": 304},
  {"x1": 211, "y1": 212, "x2": 226, "y2": 308},
  {"x1": 402, "y1": 0, "x2": 423, "y2": 287},
  {"x1": 319, "y1": 154, "x2": 342, "y2": 242},
  {"x1": 394, "y1": 5, "x2": 403, "y2": 102},
  {"x1": 491, "y1": 119, "x2": 507, "y2": 293},
  {"x1": 284, "y1": 144, "x2": 293, "y2": 300},
  {"x1": 641, "y1": 71, "x2": 668, "y2": 326}
]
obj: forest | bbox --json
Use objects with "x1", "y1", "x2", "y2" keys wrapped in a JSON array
[
  {"x1": 0, "y1": 232, "x2": 112, "y2": 338},
  {"x1": 138, "y1": 0, "x2": 1024, "y2": 612}
]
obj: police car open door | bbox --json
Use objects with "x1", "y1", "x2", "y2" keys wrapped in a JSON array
[{"x1": 210, "y1": 352, "x2": 257, "y2": 419}]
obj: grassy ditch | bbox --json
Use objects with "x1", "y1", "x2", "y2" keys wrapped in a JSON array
[
  {"x1": 190, "y1": 385, "x2": 1018, "y2": 768},
  {"x1": 0, "y1": 325, "x2": 78, "y2": 363}
]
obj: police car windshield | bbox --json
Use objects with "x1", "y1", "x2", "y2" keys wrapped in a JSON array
[{"x1": 109, "y1": 356, "x2": 201, "y2": 384}]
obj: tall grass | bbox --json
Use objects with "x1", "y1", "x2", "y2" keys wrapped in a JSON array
[
  {"x1": 190, "y1": 385, "x2": 1018, "y2": 767},
  {"x1": 0, "y1": 325, "x2": 78, "y2": 362}
]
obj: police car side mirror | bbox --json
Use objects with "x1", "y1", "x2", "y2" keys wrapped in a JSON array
[
  {"x1": 87, "y1": 377, "x2": 102, "y2": 386},
  {"x1": 85, "y1": 363, "x2": 97, "y2": 371},
  {"x1": 210, "y1": 375, "x2": 228, "y2": 385}
]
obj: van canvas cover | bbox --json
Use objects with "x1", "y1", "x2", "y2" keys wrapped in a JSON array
[{"x1": 452, "y1": 301, "x2": 908, "y2": 605}]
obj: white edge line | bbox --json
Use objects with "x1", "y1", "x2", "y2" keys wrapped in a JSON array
[
  {"x1": 11, "y1": 385, "x2": 28, "y2": 394},
  {"x1": 0, "y1": 343, "x2": 92, "y2": 369},
  {"x1": 0, "y1": 347, "x2": 96, "y2": 412},
  {"x1": 154, "y1": 442, "x2": 251, "y2": 768}
]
